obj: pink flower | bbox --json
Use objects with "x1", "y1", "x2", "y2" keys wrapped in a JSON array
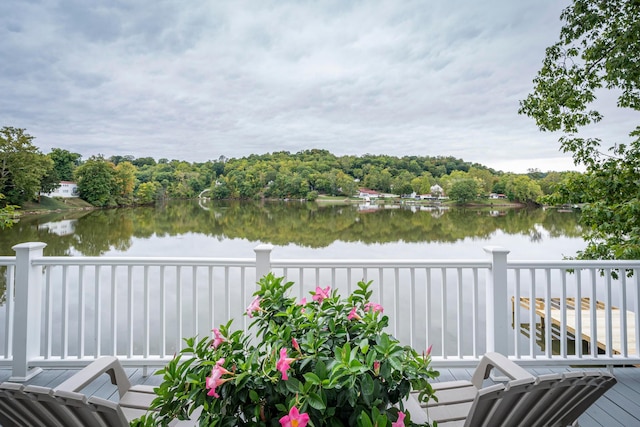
[
  {"x1": 298, "y1": 297, "x2": 307, "y2": 305},
  {"x1": 279, "y1": 406, "x2": 310, "y2": 427},
  {"x1": 347, "y1": 306, "x2": 361, "y2": 321},
  {"x1": 364, "y1": 302, "x2": 384, "y2": 313},
  {"x1": 426, "y1": 344, "x2": 433, "y2": 357},
  {"x1": 276, "y1": 348, "x2": 296, "y2": 380},
  {"x1": 205, "y1": 358, "x2": 231, "y2": 398},
  {"x1": 312, "y1": 286, "x2": 331, "y2": 303},
  {"x1": 292, "y1": 338, "x2": 301, "y2": 353},
  {"x1": 211, "y1": 328, "x2": 225, "y2": 348},
  {"x1": 373, "y1": 360, "x2": 380, "y2": 375},
  {"x1": 392, "y1": 411, "x2": 406, "y2": 427},
  {"x1": 246, "y1": 296, "x2": 261, "y2": 318}
]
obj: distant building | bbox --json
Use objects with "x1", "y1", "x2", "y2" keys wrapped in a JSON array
[
  {"x1": 489, "y1": 193, "x2": 507, "y2": 199},
  {"x1": 430, "y1": 184, "x2": 444, "y2": 197},
  {"x1": 358, "y1": 188, "x2": 380, "y2": 200},
  {"x1": 45, "y1": 181, "x2": 79, "y2": 198}
]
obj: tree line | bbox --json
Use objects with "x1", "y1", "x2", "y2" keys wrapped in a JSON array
[{"x1": 0, "y1": 128, "x2": 582, "y2": 215}]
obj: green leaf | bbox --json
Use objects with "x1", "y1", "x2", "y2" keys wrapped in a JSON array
[
  {"x1": 307, "y1": 392, "x2": 326, "y2": 410},
  {"x1": 303, "y1": 372, "x2": 322, "y2": 385}
]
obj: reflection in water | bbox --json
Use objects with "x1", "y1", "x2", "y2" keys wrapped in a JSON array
[
  {"x1": 0, "y1": 201, "x2": 585, "y2": 356},
  {"x1": 0, "y1": 200, "x2": 582, "y2": 256}
]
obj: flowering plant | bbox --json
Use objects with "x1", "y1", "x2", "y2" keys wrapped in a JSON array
[{"x1": 133, "y1": 273, "x2": 438, "y2": 426}]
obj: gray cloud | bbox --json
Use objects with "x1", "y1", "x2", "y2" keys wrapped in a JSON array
[{"x1": 0, "y1": 0, "x2": 634, "y2": 172}]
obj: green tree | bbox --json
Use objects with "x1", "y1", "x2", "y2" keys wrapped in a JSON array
[
  {"x1": 448, "y1": 178, "x2": 479, "y2": 204},
  {"x1": 504, "y1": 175, "x2": 543, "y2": 204},
  {"x1": 49, "y1": 148, "x2": 81, "y2": 181},
  {"x1": 75, "y1": 156, "x2": 117, "y2": 206},
  {"x1": 519, "y1": 0, "x2": 640, "y2": 259},
  {"x1": 114, "y1": 161, "x2": 137, "y2": 204},
  {"x1": 0, "y1": 127, "x2": 53, "y2": 205},
  {"x1": 0, "y1": 194, "x2": 19, "y2": 228},
  {"x1": 135, "y1": 182, "x2": 161, "y2": 204}
]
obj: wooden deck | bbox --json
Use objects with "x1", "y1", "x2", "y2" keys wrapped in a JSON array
[
  {"x1": 1, "y1": 365, "x2": 639, "y2": 426},
  {"x1": 517, "y1": 297, "x2": 638, "y2": 356}
]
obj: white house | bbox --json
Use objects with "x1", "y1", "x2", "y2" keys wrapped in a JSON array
[
  {"x1": 430, "y1": 184, "x2": 444, "y2": 196},
  {"x1": 45, "y1": 181, "x2": 79, "y2": 198},
  {"x1": 358, "y1": 188, "x2": 380, "y2": 200}
]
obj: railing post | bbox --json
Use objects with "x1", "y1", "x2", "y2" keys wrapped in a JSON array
[
  {"x1": 484, "y1": 246, "x2": 510, "y2": 356},
  {"x1": 254, "y1": 244, "x2": 274, "y2": 279},
  {"x1": 10, "y1": 242, "x2": 47, "y2": 381}
]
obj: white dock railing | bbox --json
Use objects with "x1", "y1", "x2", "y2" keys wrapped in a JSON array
[{"x1": 2, "y1": 242, "x2": 640, "y2": 381}]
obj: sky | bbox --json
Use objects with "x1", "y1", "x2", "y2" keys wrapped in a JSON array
[{"x1": 1, "y1": 0, "x2": 636, "y2": 173}]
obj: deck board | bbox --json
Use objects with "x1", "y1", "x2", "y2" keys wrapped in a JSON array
[
  {"x1": 518, "y1": 297, "x2": 638, "y2": 356},
  {"x1": 1, "y1": 365, "x2": 639, "y2": 425}
]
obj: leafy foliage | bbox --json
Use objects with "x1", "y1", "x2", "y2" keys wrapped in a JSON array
[
  {"x1": 447, "y1": 178, "x2": 479, "y2": 204},
  {"x1": 133, "y1": 274, "x2": 438, "y2": 426},
  {"x1": 0, "y1": 127, "x2": 53, "y2": 205},
  {"x1": 519, "y1": 0, "x2": 640, "y2": 258},
  {"x1": 0, "y1": 194, "x2": 19, "y2": 229},
  {"x1": 74, "y1": 156, "x2": 118, "y2": 207}
]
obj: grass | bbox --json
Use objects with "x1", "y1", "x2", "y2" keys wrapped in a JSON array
[
  {"x1": 22, "y1": 196, "x2": 94, "y2": 213},
  {"x1": 465, "y1": 198, "x2": 523, "y2": 206}
]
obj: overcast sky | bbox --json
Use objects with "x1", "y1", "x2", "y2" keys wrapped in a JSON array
[{"x1": 1, "y1": 1, "x2": 635, "y2": 173}]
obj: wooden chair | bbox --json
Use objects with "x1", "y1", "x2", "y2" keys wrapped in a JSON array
[
  {"x1": 0, "y1": 356, "x2": 194, "y2": 427},
  {"x1": 405, "y1": 352, "x2": 617, "y2": 427}
]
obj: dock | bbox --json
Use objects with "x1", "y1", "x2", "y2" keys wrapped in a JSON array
[{"x1": 516, "y1": 297, "x2": 637, "y2": 356}]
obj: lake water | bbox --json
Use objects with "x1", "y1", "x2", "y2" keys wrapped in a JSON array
[
  {"x1": 0, "y1": 200, "x2": 588, "y2": 358},
  {"x1": 1, "y1": 199, "x2": 585, "y2": 261}
]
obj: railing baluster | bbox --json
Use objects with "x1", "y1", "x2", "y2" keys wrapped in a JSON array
[
  {"x1": 441, "y1": 267, "x2": 447, "y2": 359},
  {"x1": 160, "y1": 265, "x2": 166, "y2": 359},
  {"x1": 78, "y1": 265, "x2": 85, "y2": 359},
  {"x1": 44, "y1": 267, "x2": 52, "y2": 359},
  {"x1": 62, "y1": 266, "x2": 69, "y2": 360},
  {"x1": 560, "y1": 270, "x2": 567, "y2": 359},
  {"x1": 590, "y1": 269, "x2": 597, "y2": 358},
  {"x1": 604, "y1": 268, "x2": 613, "y2": 357},
  {"x1": 144, "y1": 266, "x2": 151, "y2": 359},
  {"x1": 621, "y1": 273, "x2": 628, "y2": 357},
  {"x1": 635, "y1": 268, "x2": 640, "y2": 358},
  {"x1": 513, "y1": 268, "x2": 521, "y2": 359},
  {"x1": 394, "y1": 267, "x2": 400, "y2": 338},
  {"x1": 425, "y1": 268, "x2": 432, "y2": 356},
  {"x1": 191, "y1": 266, "x2": 198, "y2": 341},
  {"x1": 544, "y1": 268, "x2": 551, "y2": 359},
  {"x1": 127, "y1": 266, "x2": 134, "y2": 359},
  {"x1": 110, "y1": 266, "x2": 117, "y2": 356},
  {"x1": 94, "y1": 266, "x2": 101, "y2": 358},
  {"x1": 472, "y1": 268, "x2": 478, "y2": 358},
  {"x1": 575, "y1": 269, "x2": 582, "y2": 358},
  {"x1": 4, "y1": 265, "x2": 14, "y2": 360},
  {"x1": 529, "y1": 268, "x2": 535, "y2": 359},
  {"x1": 456, "y1": 267, "x2": 462, "y2": 358},
  {"x1": 409, "y1": 268, "x2": 415, "y2": 349},
  {"x1": 177, "y1": 266, "x2": 183, "y2": 354}
]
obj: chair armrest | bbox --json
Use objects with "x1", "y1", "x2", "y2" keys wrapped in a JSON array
[
  {"x1": 471, "y1": 352, "x2": 534, "y2": 388},
  {"x1": 55, "y1": 356, "x2": 132, "y2": 398}
]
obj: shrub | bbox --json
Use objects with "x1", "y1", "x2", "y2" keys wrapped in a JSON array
[{"x1": 133, "y1": 274, "x2": 438, "y2": 426}]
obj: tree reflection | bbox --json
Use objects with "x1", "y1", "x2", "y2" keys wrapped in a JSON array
[{"x1": 0, "y1": 201, "x2": 582, "y2": 256}]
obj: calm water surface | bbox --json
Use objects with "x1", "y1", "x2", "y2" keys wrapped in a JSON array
[
  {"x1": 0, "y1": 200, "x2": 588, "y2": 357},
  {"x1": 1, "y1": 199, "x2": 584, "y2": 260}
]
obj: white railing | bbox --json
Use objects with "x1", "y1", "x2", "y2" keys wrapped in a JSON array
[{"x1": 2, "y1": 242, "x2": 640, "y2": 381}]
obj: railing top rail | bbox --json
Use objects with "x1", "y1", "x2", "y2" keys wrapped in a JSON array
[
  {"x1": 33, "y1": 257, "x2": 256, "y2": 267},
  {"x1": 0, "y1": 257, "x2": 16, "y2": 266},
  {"x1": 508, "y1": 259, "x2": 640, "y2": 269},
  {"x1": 271, "y1": 259, "x2": 491, "y2": 268}
]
